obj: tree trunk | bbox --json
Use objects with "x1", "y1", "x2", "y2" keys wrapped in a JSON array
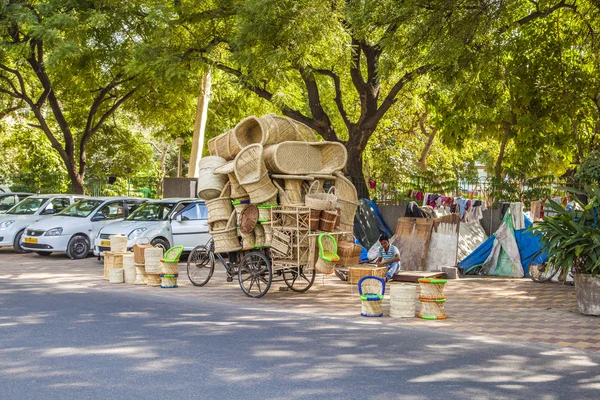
[
  {"x1": 344, "y1": 144, "x2": 368, "y2": 199},
  {"x1": 495, "y1": 124, "x2": 511, "y2": 179},
  {"x1": 66, "y1": 165, "x2": 85, "y2": 194},
  {"x1": 418, "y1": 128, "x2": 437, "y2": 172},
  {"x1": 188, "y1": 72, "x2": 212, "y2": 178}
]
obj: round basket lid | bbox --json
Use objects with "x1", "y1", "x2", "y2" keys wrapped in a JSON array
[{"x1": 239, "y1": 204, "x2": 259, "y2": 233}]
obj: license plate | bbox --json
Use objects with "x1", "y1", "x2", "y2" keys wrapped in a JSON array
[
  {"x1": 100, "y1": 240, "x2": 110, "y2": 247},
  {"x1": 24, "y1": 237, "x2": 38, "y2": 244}
]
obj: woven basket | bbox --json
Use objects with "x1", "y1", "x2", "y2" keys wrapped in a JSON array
[
  {"x1": 257, "y1": 201, "x2": 277, "y2": 222},
  {"x1": 390, "y1": 285, "x2": 417, "y2": 318},
  {"x1": 109, "y1": 268, "x2": 124, "y2": 284},
  {"x1": 358, "y1": 276, "x2": 386, "y2": 317},
  {"x1": 134, "y1": 264, "x2": 147, "y2": 285},
  {"x1": 228, "y1": 173, "x2": 248, "y2": 199},
  {"x1": 348, "y1": 265, "x2": 387, "y2": 285},
  {"x1": 133, "y1": 237, "x2": 153, "y2": 265},
  {"x1": 206, "y1": 196, "x2": 233, "y2": 223},
  {"x1": 418, "y1": 278, "x2": 447, "y2": 298},
  {"x1": 240, "y1": 230, "x2": 256, "y2": 250},
  {"x1": 254, "y1": 225, "x2": 265, "y2": 247},
  {"x1": 103, "y1": 251, "x2": 128, "y2": 280},
  {"x1": 337, "y1": 241, "x2": 362, "y2": 266},
  {"x1": 260, "y1": 114, "x2": 317, "y2": 145},
  {"x1": 144, "y1": 247, "x2": 164, "y2": 274},
  {"x1": 233, "y1": 199, "x2": 250, "y2": 221},
  {"x1": 273, "y1": 180, "x2": 302, "y2": 206},
  {"x1": 123, "y1": 254, "x2": 136, "y2": 283},
  {"x1": 418, "y1": 297, "x2": 446, "y2": 319},
  {"x1": 234, "y1": 116, "x2": 269, "y2": 148},
  {"x1": 234, "y1": 144, "x2": 278, "y2": 204},
  {"x1": 272, "y1": 175, "x2": 311, "y2": 205},
  {"x1": 305, "y1": 187, "x2": 337, "y2": 210},
  {"x1": 160, "y1": 273, "x2": 178, "y2": 288},
  {"x1": 309, "y1": 209, "x2": 320, "y2": 231},
  {"x1": 315, "y1": 257, "x2": 335, "y2": 274},
  {"x1": 263, "y1": 141, "x2": 347, "y2": 175},
  {"x1": 239, "y1": 204, "x2": 259, "y2": 233},
  {"x1": 212, "y1": 211, "x2": 242, "y2": 253},
  {"x1": 146, "y1": 273, "x2": 161, "y2": 287},
  {"x1": 319, "y1": 209, "x2": 338, "y2": 232},
  {"x1": 160, "y1": 261, "x2": 179, "y2": 274},
  {"x1": 209, "y1": 219, "x2": 227, "y2": 232},
  {"x1": 207, "y1": 129, "x2": 242, "y2": 160},
  {"x1": 110, "y1": 235, "x2": 128, "y2": 253},
  {"x1": 197, "y1": 156, "x2": 228, "y2": 200},
  {"x1": 261, "y1": 221, "x2": 274, "y2": 247}
]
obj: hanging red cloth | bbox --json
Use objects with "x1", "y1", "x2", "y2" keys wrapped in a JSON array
[{"x1": 368, "y1": 178, "x2": 376, "y2": 189}]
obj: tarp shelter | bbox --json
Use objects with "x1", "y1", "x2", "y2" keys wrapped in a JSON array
[
  {"x1": 459, "y1": 205, "x2": 545, "y2": 277},
  {"x1": 354, "y1": 199, "x2": 393, "y2": 250}
]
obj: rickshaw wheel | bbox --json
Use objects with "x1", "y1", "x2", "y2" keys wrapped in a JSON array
[
  {"x1": 238, "y1": 251, "x2": 272, "y2": 298},
  {"x1": 187, "y1": 245, "x2": 215, "y2": 287},
  {"x1": 282, "y1": 266, "x2": 315, "y2": 293}
]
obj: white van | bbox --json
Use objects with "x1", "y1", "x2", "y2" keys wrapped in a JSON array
[
  {"x1": 21, "y1": 197, "x2": 146, "y2": 259},
  {"x1": 93, "y1": 198, "x2": 209, "y2": 256},
  {"x1": 0, "y1": 194, "x2": 85, "y2": 253}
]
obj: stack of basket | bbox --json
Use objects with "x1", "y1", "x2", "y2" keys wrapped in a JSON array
[
  {"x1": 199, "y1": 113, "x2": 360, "y2": 265},
  {"x1": 144, "y1": 247, "x2": 164, "y2": 287},
  {"x1": 418, "y1": 278, "x2": 448, "y2": 320},
  {"x1": 389, "y1": 285, "x2": 418, "y2": 318},
  {"x1": 104, "y1": 234, "x2": 131, "y2": 283},
  {"x1": 132, "y1": 237, "x2": 153, "y2": 285}
]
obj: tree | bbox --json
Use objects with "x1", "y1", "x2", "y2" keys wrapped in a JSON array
[{"x1": 0, "y1": 0, "x2": 185, "y2": 193}]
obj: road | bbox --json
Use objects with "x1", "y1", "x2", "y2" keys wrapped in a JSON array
[{"x1": 1, "y1": 251, "x2": 600, "y2": 399}]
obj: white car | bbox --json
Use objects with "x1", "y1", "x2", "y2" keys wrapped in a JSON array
[
  {"x1": 93, "y1": 198, "x2": 210, "y2": 256},
  {"x1": 0, "y1": 194, "x2": 85, "y2": 253},
  {"x1": 21, "y1": 197, "x2": 147, "y2": 259}
]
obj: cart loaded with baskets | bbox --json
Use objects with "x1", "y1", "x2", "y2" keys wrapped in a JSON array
[{"x1": 187, "y1": 114, "x2": 360, "y2": 298}]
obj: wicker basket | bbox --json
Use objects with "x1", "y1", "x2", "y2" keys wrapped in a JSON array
[
  {"x1": 418, "y1": 278, "x2": 447, "y2": 298},
  {"x1": 123, "y1": 254, "x2": 136, "y2": 283},
  {"x1": 348, "y1": 265, "x2": 387, "y2": 285},
  {"x1": 418, "y1": 297, "x2": 447, "y2": 319},
  {"x1": 316, "y1": 233, "x2": 339, "y2": 274},
  {"x1": 254, "y1": 225, "x2": 265, "y2": 248},
  {"x1": 144, "y1": 247, "x2": 164, "y2": 274},
  {"x1": 146, "y1": 273, "x2": 161, "y2": 287},
  {"x1": 257, "y1": 202, "x2": 277, "y2": 222},
  {"x1": 160, "y1": 273, "x2": 178, "y2": 288},
  {"x1": 160, "y1": 261, "x2": 179, "y2": 274},
  {"x1": 207, "y1": 128, "x2": 242, "y2": 160},
  {"x1": 232, "y1": 199, "x2": 250, "y2": 221},
  {"x1": 234, "y1": 115, "x2": 269, "y2": 148},
  {"x1": 133, "y1": 237, "x2": 153, "y2": 265},
  {"x1": 240, "y1": 229, "x2": 256, "y2": 250},
  {"x1": 272, "y1": 175, "x2": 311, "y2": 205},
  {"x1": 134, "y1": 264, "x2": 147, "y2": 285},
  {"x1": 234, "y1": 144, "x2": 278, "y2": 204},
  {"x1": 209, "y1": 219, "x2": 228, "y2": 232},
  {"x1": 390, "y1": 285, "x2": 417, "y2": 318},
  {"x1": 260, "y1": 114, "x2": 317, "y2": 145},
  {"x1": 261, "y1": 221, "x2": 274, "y2": 247},
  {"x1": 197, "y1": 156, "x2": 228, "y2": 200},
  {"x1": 212, "y1": 211, "x2": 242, "y2": 253},
  {"x1": 110, "y1": 235, "x2": 128, "y2": 253},
  {"x1": 228, "y1": 173, "x2": 248, "y2": 199},
  {"x1": 273, "y1": 180, "x2": 302, "y2": 206},
  {"x1": 206, "y1": 195, "x2": 233, "y2": 224},
  {"x1": 109, "y1": 268, "x2": 124, "y2": 284},
  {"x1": 358, "y1": 276, "x2": 386, "y2": 317},
  {"x1": 309, "y1": 209, "x2": 320, "y2": 231},
  {"x1": 319, "y1": 209, "x2": 338, "y2": 232},
  {"x1": 263, "y1": 141, "x2": 347, "y2": 175},
  {"x1": 336, "y1": 241, "x2": 362, "y2": 266},
  {"x1": 239, "y1": 204, "x2": 259, "y2": 233},
  {"x1": 103, "y1": 251, "x2": 129, "y2": 280},
  {"x1": 305, "y1": 188, "x2": 337, "y2": 210}
]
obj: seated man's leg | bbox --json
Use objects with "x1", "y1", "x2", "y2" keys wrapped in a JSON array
[{"x1": 386, "y1": 261, "x2": 400, "y2": 280}]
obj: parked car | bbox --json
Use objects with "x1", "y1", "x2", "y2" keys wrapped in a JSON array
[
  {"x1": 21, "y1": 197, "x2": 147, "y2": 259},
  {"x1": 93, "y1": 198, "x2": 209, "y2": 257},
  {"x1": 0, "y1": 193, "x2": 34, "y2": 214},
  {"x1": 0, "y1": 194, "x2": 85, "y2": 253}
]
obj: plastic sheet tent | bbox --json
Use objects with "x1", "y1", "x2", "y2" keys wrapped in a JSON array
[
  {"x1": 354, "y1": 199, "x2": 393, "y2": 250},
  {"x1": 458, "y1": 210, "x2": 545, "y2": 277}
]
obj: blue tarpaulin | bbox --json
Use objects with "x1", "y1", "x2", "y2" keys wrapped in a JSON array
[{"x1": 354, "y1": 199, "x2": 393, "y2": 250}]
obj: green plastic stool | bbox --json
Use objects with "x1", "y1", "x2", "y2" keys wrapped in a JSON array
[{"x1": 162, "y1": 245, "x2": 184, "y2": 263}]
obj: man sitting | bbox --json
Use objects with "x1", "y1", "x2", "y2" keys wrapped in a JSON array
[{"x1": 376, "y1": 234, "x2": 401, "y2": 282}]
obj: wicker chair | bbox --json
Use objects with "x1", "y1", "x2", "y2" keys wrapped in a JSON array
[{"x1": 358, "y1": 276, "x2": 386, "y2": 317}]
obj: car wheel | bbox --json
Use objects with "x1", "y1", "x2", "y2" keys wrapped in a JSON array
[
  {"x1": 13, "y1": 229, "x2": 28, "y2": 253},
  {"x1": 150, "y1": 238, "x2": 170, "y2": 251},
  {"x1": 36, "y1": 252, "x2": 53, "y2": 256},
  {"x1": 66, "y1": 235, "x2": 90, "y2": 260}
]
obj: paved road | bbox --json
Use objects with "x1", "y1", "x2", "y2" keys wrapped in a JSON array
[{"x1": 0, "y1": 254, "x2": 599, "y2": 399}]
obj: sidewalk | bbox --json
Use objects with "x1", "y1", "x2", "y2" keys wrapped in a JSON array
[{"x1": 2, "y1": 248, "x2": 599, "y2": 352}]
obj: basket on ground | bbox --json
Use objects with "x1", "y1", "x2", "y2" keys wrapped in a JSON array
[
  {"x1": 389, "y1": 285, "x2": 417, "y2": 318},
  {"x1": 418, "y1": 297, "x2": 447, "y2": 320},
  {"x1": 133, "y1": 237, "x2": 153, "y2": 264},
  {"x1": 144, "y1": 247, "x2": 164, "y2": 274},
  {"x1": 418, "y1": 278, "x2": 447, "y2": 298},
  {"x1": 110, "y1": 235, "x2": 128, "y2": 253}
]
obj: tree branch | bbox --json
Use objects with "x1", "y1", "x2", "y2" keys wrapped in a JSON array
[
  {"x1": 297, "y1": 67, "x2": 338, "y2": 141},
  {"x1": 314, "y1": 69, "x2": 353, "y2": 131},
  {"x1": 0, "y1": 104, "x2": 22, "y2": 120},
  {"x1": 497, "y1": 1, "x2": 576, "y2": 35}
]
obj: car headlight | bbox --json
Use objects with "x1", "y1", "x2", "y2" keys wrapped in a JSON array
[
  {"x1": 0, "y1": 220, "x2": 15, "y2": 229},
  {"x1": 45, "y1": 227, "x2": 63, "y2": 236},
  {"x1": 128, "y1": 228, "x2": 147, "y2": 240}
]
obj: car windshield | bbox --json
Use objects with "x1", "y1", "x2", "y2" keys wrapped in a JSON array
[
  {"x1": 6, "y1": 197, "x2": 48, "y2": 215},
  {"x1": 59, "y1": 199, "x2": 103, "y2": 218},
  {"x1": 126, "y1": 202, "x2": 176, "y2": 221}
]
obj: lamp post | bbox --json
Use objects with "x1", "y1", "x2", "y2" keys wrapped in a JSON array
[{"x1": 175, "y1": 137, "x2": 184, "y2": 178}]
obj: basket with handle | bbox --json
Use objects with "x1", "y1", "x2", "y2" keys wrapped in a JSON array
[
  {"x1": 212, "y1": 211, "x2": 242, "y2": 253},
  {"x1": 197, "y1": 156, "x2": 229, "y2": 200},
  {"x1": 319, "y1": 209, "x2": 338, "y2": 232},
  {"x1": 316, "y1": 233, "x2": 340, "y2": 274},
  {"x1": 234, "y1": 144, "x2": 278, "y2": 204},
  {"x1": 133, "y1": 236, "x2": 153, "y2": 265},
  {"x1": 358, "y1": 276, "x2": 386, "y2": 317},
  {"x1": 306, "y1": 187, "x2": 337, "y2": 211},
  {"x1": 263, "y1": 141, "x2": 347, "y2": 175}
]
